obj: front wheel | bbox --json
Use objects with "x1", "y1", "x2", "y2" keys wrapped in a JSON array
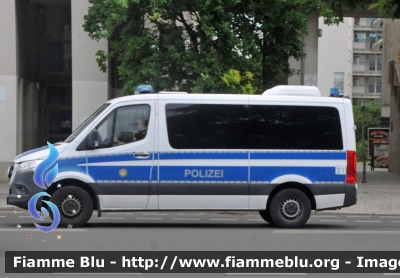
[
  {"x1": 259, "y1": 210, "x2": 274, "y2": 224},
  {"x1": 269, "y1": 188, "x2": 311, "y2": 228},
  {"x1": 50, "y1": 186, "x2": 93, "y2": 227}
]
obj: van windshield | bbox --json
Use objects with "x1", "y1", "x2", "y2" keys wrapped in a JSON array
[{"x1": 64, "y1": 103, "x2": 110, "y2": 143}]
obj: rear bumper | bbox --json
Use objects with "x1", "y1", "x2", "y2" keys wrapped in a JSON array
[{"x1": 343, "y1": 183, "x2": 357, "y2": 208}]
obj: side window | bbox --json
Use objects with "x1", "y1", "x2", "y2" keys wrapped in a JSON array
[
  {"x1": 166, "y1": 104, "x2": 248, "y2": 149},
  {"x1": 249, "y1": 105, "x2": 343, "y2": 150},
  {"x1": 94, "y1": 104, "x2": 150, "y2": 148},
  {"x1": 113, "y1": 105, "x2": 150, "y2": 145},
  {"x1": 96, "y1": 111, "x2": 115, "y2": 148}
]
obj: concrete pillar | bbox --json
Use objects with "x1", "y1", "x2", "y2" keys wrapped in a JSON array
[
  {"x1": 71, "y1": 0, "x2": 108, "y2": 130},
  {"x1": 288, "y1": 11, "x2": 319, "y2": 89},
  {"x1": 384, "y1": 19, "x2": 400, "y2": 173},
  {"x1": 0, "y1": 0, "x2": 18, "y2": 181}
]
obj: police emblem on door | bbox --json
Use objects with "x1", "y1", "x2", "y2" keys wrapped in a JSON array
[{"x1": 119, "y1": 168, "x2": 128, "y2": 178}]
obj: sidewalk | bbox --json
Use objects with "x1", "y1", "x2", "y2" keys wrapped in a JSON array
[{"x1": 1, "y1": 163, "x2": 399, "y2": 214}]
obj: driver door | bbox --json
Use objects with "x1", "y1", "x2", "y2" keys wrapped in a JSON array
[{"x1": 86, "y1": 102, "x2": 155, "y2": 210}]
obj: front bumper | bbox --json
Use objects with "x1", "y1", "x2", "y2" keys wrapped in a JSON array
[{"x1": 7, "y1": 170, "x2": 45, "y2": 210}]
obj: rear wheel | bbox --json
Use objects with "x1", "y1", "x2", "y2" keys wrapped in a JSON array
[
  {"x1": 269, "y1": 188, "x2": 311, "y2": 228},
  {"x1": 50, "y1": 186, "x2": 93, "y2": 227}
]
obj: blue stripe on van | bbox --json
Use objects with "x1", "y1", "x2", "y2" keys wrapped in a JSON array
[
  {"x1": 160, "y1": 152, "x2": 248, "y2": 160},
  {"x1": 58, "y1": 157, "x2": 87, "y2": 174},
  {"x1": 250, "y1": 152, "x2": 346, "y2": 160},
  {"x1": 89, "y1": 166, "x2": 152, "y2": 181},
  {"x1": 15, "y1": 146, "x2": 49, "y2": 160},
  {"x1": 250, "y1": 166, "x2": 346, "y2": 183}
]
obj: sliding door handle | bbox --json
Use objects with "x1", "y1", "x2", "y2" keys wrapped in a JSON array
[{"x1": 134, "y1": 152, "x2": 150, "y2": 158}]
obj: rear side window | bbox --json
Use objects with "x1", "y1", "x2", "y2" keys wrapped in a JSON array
[
  {"x1": 249, "y1": 105, "x2": 343, "y2": 150},
  {"x1": 165, "y1": 103, "x2": 343, "y2": 150},
  {"x1": 166, "y1": 104, "x2": 248, "y2": 149}
]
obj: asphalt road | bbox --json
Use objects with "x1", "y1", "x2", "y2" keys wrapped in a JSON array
[{"x1": 1, "y1": 211, "x2": 400, "y2": 277}]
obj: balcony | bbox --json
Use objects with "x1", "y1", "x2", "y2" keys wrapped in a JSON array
[
  {"x1": 371, "y1": 18, "x2": 383, "y2": 29},
  {"x1": 352, "y1": 84, "x2": 381, "y2": 98},
  {"x1": 353, "y1": 62, "x2": 382, "y2": 76},
  {"x1": 353, "y1": 39, "x2": 383, "y2": 53},
  {"x1": 371, "y1": 38, "x2": 383, "y2": 52},
  {"x1": 354, "y1": 18, "x2": 383, "y2": 31}
]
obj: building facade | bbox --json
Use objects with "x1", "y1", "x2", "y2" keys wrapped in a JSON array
[
  {"x1": 0, "y1": 0, "x2": 109, "y2": 181},
  {"x1": 1, "y1": 1, "x2": 398, "y2": 180},
  {"x1": 317, "y1": 16, "x2": 385, "y2": 106},
  {"x1": 385, "y1": 19, "x2": 400, "y2": 174}
]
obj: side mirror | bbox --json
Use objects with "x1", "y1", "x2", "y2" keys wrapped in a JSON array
[{"x1": 87, "y1": 129, "x2": 99, "y2": 149}]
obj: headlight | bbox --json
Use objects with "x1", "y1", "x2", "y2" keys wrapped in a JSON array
[{"x1": 18, "y1": 160, "x2": 43, "y2": 172}]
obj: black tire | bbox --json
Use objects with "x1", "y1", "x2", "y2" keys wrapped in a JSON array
[
  {"x1": 259, "y1": 209, "x2": 274, "y2": 224},
  {"x1": 269, "y1": 188, "x2": 311, "y2": 228},
  {"x1": 49, "y1": 186, "x2": 93, "y2": 227}
]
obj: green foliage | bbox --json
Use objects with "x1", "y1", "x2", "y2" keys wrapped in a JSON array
[
  {"x1": 320, "y1": 0, "x2": 400, "y2": 25},
  {"x1": 356, "y1": 140, "x2": 369, "y2": 162},
  {"x1": 353, "y1": 101, "x2": 381, "y2": 142},
  {"x1": 83, "y1": 0, "x2": 319, "y2": 94},
  {"x1": 83, "y1": 0, "x2": 400, "y2": 93},
  {"x1": 370, "y1": 0, "x2": 400, "y2": 18},
  {"x1": 353, "y1": 101, "x2": 381, "y2": 161},
  {"x1": 221, "y1": 69, "x2": 257, "y2": 94}
]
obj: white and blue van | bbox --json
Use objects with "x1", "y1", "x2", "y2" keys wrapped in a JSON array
[{"x1": 7, "y1": 86, "x2": 357, "y2": 228}]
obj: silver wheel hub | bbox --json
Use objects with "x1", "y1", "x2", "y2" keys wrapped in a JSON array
[
  {"x1": 60, "y1": 195, "x2": 82, "y2": 217},
  {"x1": 280, "y1": 198, "x2": 302, "y2": 220}
]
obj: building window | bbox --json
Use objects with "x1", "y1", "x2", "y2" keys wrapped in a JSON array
[
  {"x1": 353, "y1": 55, "x2": 366, "y2": 66},
  {"x1": 377, "y1": 56, "x2": 382, "y2": 70},
  {"x1": 354, "y1": 32, "x2": 366, "y2": 42},
  {"x1": 376, "y1": 78, "x2": 382, "y2": 93},
  {"x1": 370, "y1": 18, "x2": 376, "y2": 26},
  {"x1": 368, "y1": 77, "x2": 381, "y2": 93},
  {"x1": 369, "y1": 55, "x2": 376, "y2": 71},
  {"x1": 353, "y1": 77, "x2": 365, "y2": 87},
  {"x1": 334, "y1": 72, "x2": 344, "y2": 91},
  {"x1": 354, "y1": 55, "x2": 360, "y2": 64},
  {"x1": 368, "y1": 55, "x2": 382, "y2": 71}
]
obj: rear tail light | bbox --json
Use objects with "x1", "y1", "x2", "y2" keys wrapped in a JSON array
[{"x1": 346, "y1": 151, "x2": 357, "y2": 184}]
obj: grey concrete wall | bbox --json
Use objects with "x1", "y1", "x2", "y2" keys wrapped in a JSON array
[
  {"x1": 385, "y1": 19, "x2": 400, "y2": 173},
  {"x1": 71, "y1": 0, "x2": 108, "y2": 129},
  {"x1": 0, "y1": 0, "x2": 18, "y2": 181},
  {"x1": 15, "y1": 0, "x2": 44, "y2": 153},
  {"x1": 288, "y1": 11, "x2": 319, "y2": 89},
  {"x1": 304, "y1": 11, "x2": 319, "y2": 85},
  {"x1": 317, "y1": 17, "x2": 353, "y2": 97},
  {"x1": 20, "y1": 79, "x2": 39, "y2": 152}
]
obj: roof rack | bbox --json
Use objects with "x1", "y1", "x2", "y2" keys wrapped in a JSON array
[{"x1": 263, "y1": 85, "x2": 321, "y2": 97}]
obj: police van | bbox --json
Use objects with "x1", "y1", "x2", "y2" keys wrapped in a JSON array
[{"x1": 7, "y1": 86, "x2": 357, "y2": 228}]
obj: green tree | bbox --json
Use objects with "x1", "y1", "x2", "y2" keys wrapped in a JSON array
[
  {"x1": 222, "y1": 69, "x2": 257, "y2": 94},
  {"x1": 83, "y1": 0, "x2": 319, "y2": 94},
  {"x1": 321, "y1": 0, "x2": 400, "y2": 25},
  {"x1": 83, "y1": 0, "x2": 400, "y2": 94},
  {"x1": 353, "y1": 102, "x2": 381, "y2": 160}
]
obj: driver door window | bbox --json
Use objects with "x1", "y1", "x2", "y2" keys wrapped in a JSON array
[{"x1": 95, "y1": 104, "x2": 150, "y2": 148}]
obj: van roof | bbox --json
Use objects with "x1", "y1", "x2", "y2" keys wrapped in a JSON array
[{"x1": 107, "y1": 92, "x2": 346, "y2": 105}]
